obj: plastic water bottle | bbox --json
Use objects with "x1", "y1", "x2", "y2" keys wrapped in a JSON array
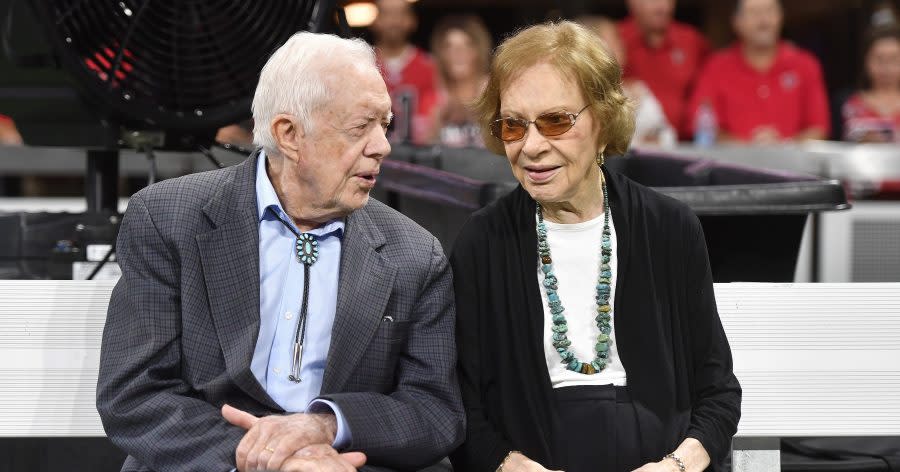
[{"x1": 693, "y1": 101, "x2": 718, "y2": 148}]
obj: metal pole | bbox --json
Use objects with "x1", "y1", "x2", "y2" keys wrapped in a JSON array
[{"x1": 85, "y1": 149, "x2": 119, "y2": 213}]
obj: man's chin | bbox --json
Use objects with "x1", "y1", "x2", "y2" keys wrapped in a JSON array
[{"x1": 344, "y1": 193, "x2": 371, "y2": 213}]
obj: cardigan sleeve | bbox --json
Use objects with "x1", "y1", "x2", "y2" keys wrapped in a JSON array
[
  {"x1": 683, "y1": 216, "x2": 743, "y2": 467},
  {"x1": 448, "y1": 220, "x2": 516, "y2": 472}
]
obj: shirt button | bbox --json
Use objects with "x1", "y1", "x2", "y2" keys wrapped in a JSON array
[
  {"x1": 284, "y1": 311, "x2": 293, "y2": 320},
  {"x1": 273, "y1": 367, "x2": 281, "y2": 374}
]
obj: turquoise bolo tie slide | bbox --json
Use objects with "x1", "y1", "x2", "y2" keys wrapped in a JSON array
[{"x1": 295, "y1": 233, "x2": 319, "y2": 266}]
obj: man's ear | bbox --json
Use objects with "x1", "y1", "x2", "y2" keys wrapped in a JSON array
[{"x1": 271, "y1": 114, "x2": 304, "y2": 162}]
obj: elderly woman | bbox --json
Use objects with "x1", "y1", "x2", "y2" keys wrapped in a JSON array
[{"x1": 449, "y1": 21, "x2": 741, "y2": 472}]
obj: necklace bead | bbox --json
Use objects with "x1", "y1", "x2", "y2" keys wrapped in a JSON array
[{"x1": 537, "y1": 180, "x2": 613, "y2": 375}]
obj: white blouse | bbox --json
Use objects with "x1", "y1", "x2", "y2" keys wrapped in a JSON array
[{"x1": 537, "y1": 209, "x2": 627, "y2": 388}]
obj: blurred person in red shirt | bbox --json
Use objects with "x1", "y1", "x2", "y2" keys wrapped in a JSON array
[
  {"x1": 585, "y1": 16, "x2": 677, "y2": 148},
  {"x1": 371, "y1": 0, "x2": 440, "y2": 145},
  {"x1": 688, "y1": 0, "x2": 830, "y2": 143},
  {"x1": 0, "y1": 114, "x2": 22, "y2": 145},
  {"x1": 619, "y1": 0, "x2": 710, "y2": 138},
  {"x1": 842, "y1": 26, "x2": 900, "y2": 143},
  {"x1": 429, "y1": 15, "x2": 491, "y2": 148}
]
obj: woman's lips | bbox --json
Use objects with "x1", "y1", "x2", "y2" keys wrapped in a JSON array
[{"x1": 525, "y1": 166, "x2": 560, "y2": 183}]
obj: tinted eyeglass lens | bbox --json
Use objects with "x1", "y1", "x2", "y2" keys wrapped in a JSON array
[
  {"x1": 499, "y1": 118, "x2": 527, "y2": 141},
  {"x1": 535, "y1": 112, "x2": 575, "y2": 136},
  {"x1": 492, "y1": 112, "x2": 578, "y2": 142}
]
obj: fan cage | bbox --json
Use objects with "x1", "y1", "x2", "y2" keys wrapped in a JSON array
[{"x1": 32, "y1": 0, "x2": 326, "y2": 132}]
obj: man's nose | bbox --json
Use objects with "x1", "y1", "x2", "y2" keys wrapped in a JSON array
[{"x1": 367, "y1": 127, "x2": 391, "y2": 160}]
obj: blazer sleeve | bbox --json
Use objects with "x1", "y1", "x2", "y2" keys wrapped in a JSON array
[
  {"x1": 96, "y1": 193, "x2": 244, "y2": 472},
  {"x1": 318, "y1": 236, "x2": 465, "y2": 470},
  {"x1": 448, "y1": 223, "x2": 516, "y2": 471},
  {"x1": 683, "y1": 215, "x2": 742, "y2": 467}
]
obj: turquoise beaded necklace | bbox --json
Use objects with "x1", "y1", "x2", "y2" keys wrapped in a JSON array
[{"x1": 537, "y1": 178, "x2": 612, "y2": 375}]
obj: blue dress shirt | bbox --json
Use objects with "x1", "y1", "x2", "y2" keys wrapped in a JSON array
[{"x1": 250, "y1": 151, "x2": 351, "y2": 448}]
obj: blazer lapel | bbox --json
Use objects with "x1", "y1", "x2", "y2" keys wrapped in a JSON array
[
  {"x1": 321, "y1": 204, "x2": 397, "y2": 393},
  {"x1": 196, "y1": 150, "x2": 281, "y2": 411}
]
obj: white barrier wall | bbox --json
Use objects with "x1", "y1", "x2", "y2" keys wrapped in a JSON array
[
  {"x1": 0, "y1": 281, "x2": 115, "y2": 436},
  {"x1": 717, "y1": 283, "x2": 900, "y2": 437},
  {"x1": 1, "y1": 281, "x2": 899, "y2": 444}
]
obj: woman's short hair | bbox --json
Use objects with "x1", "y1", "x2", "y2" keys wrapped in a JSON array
[
  {"x1": 430, "y1": 15, "x2": 493, "y2": 84},
  {"x1": 860, "y1": 25, "x2": 900, "y2": 90},
  {"x1": 474, "y1": 20, "x2": 635, "y2": 156},
  {"x1": 251, "y1": 32, "x2": 376, "y2": 155}
]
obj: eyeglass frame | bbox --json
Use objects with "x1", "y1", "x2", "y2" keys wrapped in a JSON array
[{"x1": 489, "y1": 104, "x2": 592, "y2": 143}]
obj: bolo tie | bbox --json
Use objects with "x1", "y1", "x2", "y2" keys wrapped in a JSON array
[{"x1": 270, "y1": 210, "x2": 319, "y2": 383}]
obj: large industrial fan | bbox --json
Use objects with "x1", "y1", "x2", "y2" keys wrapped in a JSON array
[
  {"x1": 6, "y1": 0, "x2": 337, "y2": 139},
  {"x1": 1, "y1": 0, "x2": 343, "y2": 279},
  {"x1": 2, "y1": 0, "x2": 341, "y2": 209}
]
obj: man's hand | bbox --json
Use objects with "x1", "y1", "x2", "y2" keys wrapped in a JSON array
[
  {"x1": 281, "y1": 444, "x2": 366, "y2": 472},
  {"x1": 222, "y1": 404, "x2": 338, "y2": 471}
]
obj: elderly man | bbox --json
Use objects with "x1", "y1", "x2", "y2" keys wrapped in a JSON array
[
  {"x1": 96, "y1": 32, "x2": 464, "y2": 472},
  {"x1": 688, "y1": 0, "x2": 830, "y2": 143}
]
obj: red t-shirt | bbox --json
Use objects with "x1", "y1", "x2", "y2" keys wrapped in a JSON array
[
  {"x1": 841, "y1": 93, "x2": 900, "y2": 142},
  {"x1": 375, "y1": 46, "x2": 440, "y2": 145},
  {"x1": 619, "y1": 17, "x2": 710, "y2": 137},
  {"x1": 688, "y1": 42, "x2": 830, "y2": 141}
]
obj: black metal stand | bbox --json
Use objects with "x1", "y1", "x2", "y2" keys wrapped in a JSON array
[
  {"x1": 811, "y1": 212, "x2": 821, "y2": 283},
  {"x1": 85, "y1": 149, "x2": 119, "y2": 213}
]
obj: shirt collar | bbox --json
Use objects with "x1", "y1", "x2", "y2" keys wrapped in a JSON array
[
  {"x1": 734, "y1": 41, "x2": 788, "y2": 74},
  {"x1": 255, "y1": 150, "x2": 345, "y2": 238}
]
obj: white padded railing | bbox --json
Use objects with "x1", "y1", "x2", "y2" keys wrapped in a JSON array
[
  {"x1": 0, "y1": 281, "x2": 899, "y2": 446},
  {"x1": 0, "y1": 280, "x2": 115, "y2": 436},
  {"x1": 716, "y1": 283, "x2": 900, "y2": 438}
]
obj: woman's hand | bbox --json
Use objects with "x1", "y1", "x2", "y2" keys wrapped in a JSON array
[
  {"x1": 632, "y1": 438, "x2": 710, "y2": 472},
  {"x1": 632, "y1": 460, "x2": 681, "y2": 472},
  {"x1": 502, "y1": 452, "x2": 563, "y2": 472}
]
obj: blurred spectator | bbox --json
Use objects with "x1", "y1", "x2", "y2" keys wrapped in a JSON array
[
  {"x1": 583, "y1": 16, "x2": 677, "y2": 148},
  {"x1": 0, "y1": 114, "x2": 23, "y2": 145},
  {"x1": 688, "y1": 0, "x2": 830, "y2": 143},
  {"x1": 215, "y1": 121, "x2": 254, "y2": 147},
  {"x1": 371, "y1": 0, "x2": 440, "y2": 145},
  {"x1": 619, "y1": 0, "x2": 710, "y2": 138},
  {"x1": 429, "y1": 15, "x2": 491, "y2": 148},
  {"x1": 871, "y1": 0, "x2": 900, "y2": 28},
  {"x1": 842, "y1": 26, "x2": 900, "y2": 143}
]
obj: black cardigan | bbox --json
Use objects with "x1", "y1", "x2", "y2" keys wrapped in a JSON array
[{"x1": 449, "y1": 167, "x2": 741, "y2": 471}]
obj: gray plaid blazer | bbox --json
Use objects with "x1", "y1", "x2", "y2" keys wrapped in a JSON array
[{"x1": 96, "y1": 151, "x2": 464, "y2": 472}]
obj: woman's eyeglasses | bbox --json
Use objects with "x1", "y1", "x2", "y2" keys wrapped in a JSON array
[{"x1": 490, "y1": 104, "x2": 591, "y2": 142}]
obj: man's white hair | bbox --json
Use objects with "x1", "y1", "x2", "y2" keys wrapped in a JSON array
[{"x1": 251, "y1": 32, "x2": 378, "y2": 154}]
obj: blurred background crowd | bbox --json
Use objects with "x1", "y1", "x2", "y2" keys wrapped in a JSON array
[
  {"x1": 4, "y1": 0, "x2": 900, "y2": 151},
  {"x1": 357, "y1": 0, "x2": 900, "y2": 149}
]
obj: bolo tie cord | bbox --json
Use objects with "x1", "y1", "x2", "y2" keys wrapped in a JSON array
[{"x1": 269, "y1": 209, "x2": 318, "y2": 383}]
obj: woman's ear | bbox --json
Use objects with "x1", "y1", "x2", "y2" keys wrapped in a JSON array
[
  {"x1": 271, "y1": 114, "x2": 304, "y2": 163},
  {"x1": 596, "y1": 128, "x2": 608, "y2": 156}
]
